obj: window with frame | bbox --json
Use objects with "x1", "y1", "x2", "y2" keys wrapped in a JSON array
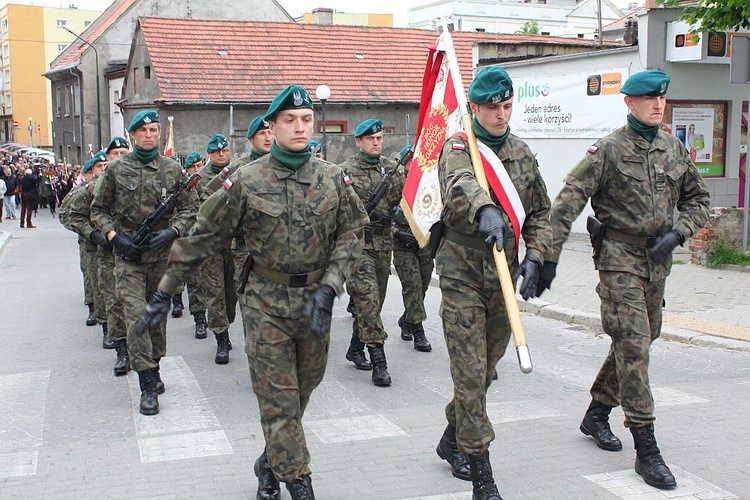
[
  {"x1": 4, "y1": 93, "x2": 10, "y2": 113},
  {"x1": 57, "y1": 20, "x2": 67, "y2": 27},
  {"x1": 317, "y1": 120, "x2": 346, "y2": 134},
  {"x1": 56, "y1": 86, "x2": 62, "y2": 116},
  {"x1": 73, "y1": 81, "x2": 80, "y2": 116},
  {"x1": 58, "y1": 44, "x2": 67, "y2": 53},
  {"x1": 132, "y1": 67, "x2": 139, "y2": 94},
  {"x1": 144, "y1": 66, "x2": 151, "y2": 79},
  {"x1": 64, "y1": 84, "x2": 70, "y2": 116},
  {"x1": 382, "y1": 126, "x2": 395, "y2": 134}
]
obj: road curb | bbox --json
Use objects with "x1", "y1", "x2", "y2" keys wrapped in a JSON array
[{"x1": 521, "y1": 298, "x2": 750, "y2": 352}]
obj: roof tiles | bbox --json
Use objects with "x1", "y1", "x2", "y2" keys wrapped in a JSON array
[{"x1": 138, "y1": 17, "x2": 615, "y2": 105}]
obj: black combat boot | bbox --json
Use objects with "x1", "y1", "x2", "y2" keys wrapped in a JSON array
[
  {"x1": 138, "y1": 368, "x2": 160, "y2": 416},
  {"x1": 410, "y1": 322, "x2": 432, "y2": 352},
  {"x1": 398, "y1": 314, "x2": 413, "y2": 340},
  {"x1": 436, "y1": 424, "x2": 471, "y2": 481},
  {"x1": 102, "y1": 323, "x2": 115, "y2": 349},
  {"x1": 171, "y1": 293, "x2": 184, "y2": 318},
  {"x1": 580, "y1": 399, "x2": 623, "y2": 451},
  {"x1": 286, "y1": 475, "x2": 314, "y2": 500},
  {"x1": 367, "y1": 344, "x2": 392, "y2": 387},
  {"x1": 631, "y1": 425, "x2": 677, "y2": 490},
  {"x1": 193, "y1": 311, "x2": 207, "y2": 339},
  {"x1": 86, "y1": 303, "x2": 97, "y2": 326},
  {"x1": 113, "y1": 339, "x2": 130, "y2": 376},
  {"x1": 345, "y1": 333, "x2": 372, "y2": 371},
  {"x1": 467, "y1": 451, "x2": 503, "y2": 500},
  {"x1": 346, "y1": 298, "x2": 357, "y2": 318},
  {"x1": 215, "y1": 331, "x2": 230, "y2": 364},
  {"x1": 253, "y1": 449, "x2": 281, "y2": 500},
  {"x1": 155, "y1": 363, "x2": 165, "y2": 394}
]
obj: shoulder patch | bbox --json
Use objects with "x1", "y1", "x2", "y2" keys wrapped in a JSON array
[
  {"x1": 222, "y1": 178, "x2": 234, "y2": 190},
  {"x1": 587, "y1": 145, "x2": 598, "y2": 154},
  {"x1": 343, "y1": 174, "x2": 352, "y2": 186},
  {"x1": 452, "y1": 143, "x2": 466, "y2": 151}
]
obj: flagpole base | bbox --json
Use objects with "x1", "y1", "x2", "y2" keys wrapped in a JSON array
[{"x1": 517, "y1": 345, "x2": 533, "y2": 374}]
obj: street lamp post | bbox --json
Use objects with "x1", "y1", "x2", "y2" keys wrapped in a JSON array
[
  {"x1": 315, "y1": 85, "x2": 331, "y2": 160},
  {"x1": 28, "y1": 117, "x2": 33, "y2": 147},
  {"x1": 61, "y1": 25, "x2": 101, "y2": 150}
]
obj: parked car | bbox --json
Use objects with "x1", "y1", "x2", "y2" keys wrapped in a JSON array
[{"x1": 19, "y1": 148, "x2": 55, "y2": 163}]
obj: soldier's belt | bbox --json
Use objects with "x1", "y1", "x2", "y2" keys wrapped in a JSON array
[
  {"x1": 251, "y1": 260, "x2": 326, "y2": 288},
  {"x1": 603, "y1": 227, "x2": 656, "y2": 248},
  {"x1": 443, "y1": 227, "x2": 485, "y2": 251}
]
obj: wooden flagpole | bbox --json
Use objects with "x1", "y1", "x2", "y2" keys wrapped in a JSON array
[{"x1": 436, "y1": 20, "x2": 532, "y2": 374}]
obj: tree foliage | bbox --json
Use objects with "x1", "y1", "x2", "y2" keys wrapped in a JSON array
[
  {"x1": 515, "y1": 20, "x2": 541, "y2": 35},
  {"x1": 658, "y1": 0, "x2": 750, "y2": 33}
]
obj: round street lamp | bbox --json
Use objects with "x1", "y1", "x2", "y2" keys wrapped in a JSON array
[{"x1": 315, "y1": 85, "x2": 331, "y2": 160}]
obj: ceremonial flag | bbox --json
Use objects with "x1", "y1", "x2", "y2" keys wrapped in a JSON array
[
  {"x1": 402, "y1": 32, "x2": 524, "y2": 248},
  {"x1": 163, "y1": 116, "x2": 175, "y2": 156},
  {"x1": 401, "y1": 33, "x2": 462, "y2": 247}
]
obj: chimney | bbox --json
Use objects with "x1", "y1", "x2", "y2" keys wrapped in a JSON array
[
  {"x1": 312, "y1": 7, "x2": 334, "y2": 25},
  {"x1": 644, "y1": 0, "x2": 658, "y2": 9}
]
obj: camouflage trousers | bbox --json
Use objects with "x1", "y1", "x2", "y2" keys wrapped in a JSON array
[
  {"x1": 203, "y1": 248, "x2": 237, "y2": 335},
  {"x1": 393, "y1": 245, "x2": 433, "y2": 324},
  {"x1": 78, "y1": 239, "x2": 98, "y2": 306},
  {"x1": 348, "y1": 248, "x2": 391, "y2": 344},
  {"x1": 97, "y1": 249, "x2": 126, "y2": 341},
  {"x1": 439, "y1": 275, "x2": 512, "y2": 456},
  {"x1": 242, "y1": 304, "x2": 328, "y2": 482},
  {"x1": 115, "y1": 258, "x2": 168, "y2": 372},
  {"x1": 173, "y1": 263, "x2": 207, "y2": 314},
  {"x1": 591, "y1": 270, "x2": 665, "y2": 427}
]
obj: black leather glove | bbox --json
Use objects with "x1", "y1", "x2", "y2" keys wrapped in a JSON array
[
  {"x1": 649, "y1": 230, "x2": 684, "y2": 263},
  {"x1": 134, "y1": 289, "x2": 172, "y2": 336},
  {"x1": 512, "y1": 254, "x2": 542, "y2": 301},
  {"x1": 476, "y1": 205, "x2": 507, "y2": 252},
  {"x1": 147, "y1": 228, "x2": 179, "y2": 253},
  {"x1": 303, "y1": 285, "x2": 337, "y2": 337},
  {"x1": 394, "y1": 229, "x2": 419, "y2": 252},
  {"x1": 89, "y1": 230, "x2": 113, "y2": 252},
  {"x1": 110, "y1": 233, "x2": 142, "y2": 263},
  {"x1": 535, "y1": 261, "x2": 557, "y2": 297},
  {"x1": 392, "y1": 206, "x2": 408, "y2": 227}
]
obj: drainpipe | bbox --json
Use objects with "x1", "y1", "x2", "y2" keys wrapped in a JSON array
[{"x1": 70, "y1": 68, "x2": 84, "y2": 164}]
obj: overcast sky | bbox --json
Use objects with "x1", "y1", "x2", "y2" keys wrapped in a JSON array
[{"x1": 3, "y1": 0, "x2": 639, "y2": 28}]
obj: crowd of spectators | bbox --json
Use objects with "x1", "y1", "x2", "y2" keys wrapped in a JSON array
[{"x1": 0, "y1": 151, "x2": 85, "y2": 227}]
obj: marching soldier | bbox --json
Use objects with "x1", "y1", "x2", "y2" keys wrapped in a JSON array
[
  {"x1": 538, "y1": 70, "x2": 710, "y2": 490},
  {"x1": 59, "y1": 151, "x2": 115, "y2": 349},
  {"x1": 339, "y1": 119, "x2": 406, "y2": 386},
  {"x1": 433, "y1": 66, "x2": 552, "y2": 499},
  {"x1": 170, "y1": 151, "x2": 210, "y2": 339},
  {"x1": 392, "y1": 144, "x2": 432, "y2": 352},
  {"x1": 134, "y1": 85, "x2": 367, "y2": 499},
  {"x1": 90, "y1": 110, "x2": 197, "y2": 416},
  {"x1": 198, "y1": 134, "x2": 237, "y2": 364}
]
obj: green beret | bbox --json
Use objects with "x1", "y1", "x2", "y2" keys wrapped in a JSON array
[
  {"x1": 128, "y1": 110, "x2": 159, "y2": 132},
  {"x1": 469, "y1": 66, "x2": 513, "y2": 104},
  {"x1": 400, "y1": 144, "x2": 414, "y2": 159},
  {"x1": 354, "y1": 119, "x2": 383, "y2": 138},
  {"x1": 184, "y1": 151, "x2": 202, "y2": 168},
  {"x1": 309, "y1": 140, "x2": 321, "y2": 153},
  {"x1": 264, "y1": 85, "x2": 314, "y2": 121},
  {"x1": 246, "y1": 116, "x2": 270, "y2": 139},
  {"x1": 206, "y1": 134, "x2": 229, "y2": 153},
  {"x1": 169, "y1": 155, "x2": 181, "y2": 166},
  {"x1": 82, "y1": 151, "x2": 107, "y2": 173},
  {"x1": 620, "y1": 70, "x2": 670, "y2": 97},
  {"x1": 105, "y1": 136, "x2": 129, "y2": 153}
]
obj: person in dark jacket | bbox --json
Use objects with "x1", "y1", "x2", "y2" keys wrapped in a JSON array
[{"x1": 19, "y1": 168, "x2": 40, "y2": 228}]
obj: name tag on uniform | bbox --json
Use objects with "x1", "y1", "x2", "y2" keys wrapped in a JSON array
[
  {"x1": 654, "y1": 164, "x2": 666, "y2": 191},
  {"x1": 622, "y1": 155, "x2": 643, "y2": 162}
]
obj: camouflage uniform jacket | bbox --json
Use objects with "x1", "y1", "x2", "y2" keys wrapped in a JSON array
[
  {"x1": 162, "y1": 155, "x2": 368, "y2": 319},
  {"x1": 339, "y1": 154, "x2": 405, "y2": 252},
  {"x1": 59, "y1": 179, "x2": 98, "y2": 251},
  {"x1": 549, "y1": 125, "x2": 710, "y2": 281},
  {"x1": 436, "y1": 133, "x2": 552, "y2": 280},
  {"x1": 90, "y1": 152, "x2": 197, "y2": 264},
  {"x1": 203, "y1": 156, "x2": 257, "y2": 251}
]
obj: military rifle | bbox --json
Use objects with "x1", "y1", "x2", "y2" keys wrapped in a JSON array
[
  {"x1": 362, "y1": 148, "x2": 413, "y2": 217},
  {"x1": 130, "y1": 169, "x2": 202, "y2": 247}
]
